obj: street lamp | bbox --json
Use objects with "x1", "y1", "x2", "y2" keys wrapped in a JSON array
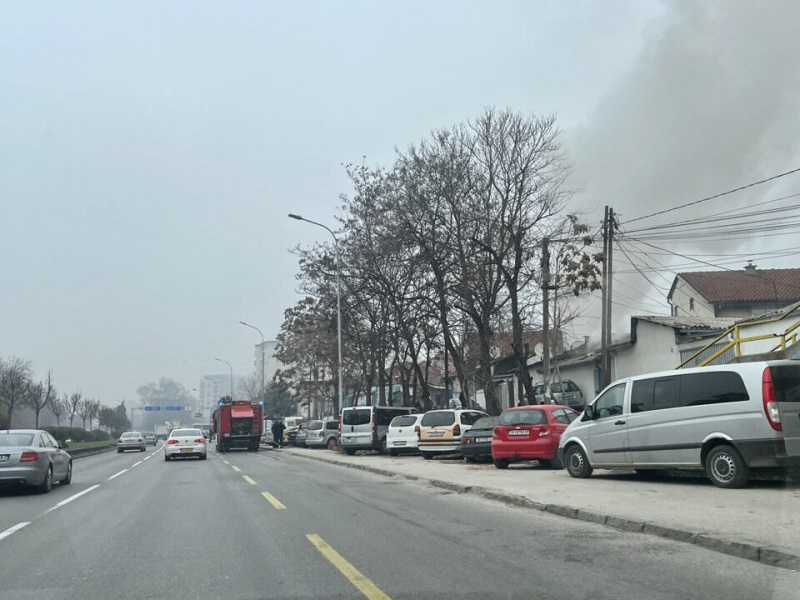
[
  {"x1": 239, "y1": 321, "x2": 266, "y2": 405},
  {"x1": 215, "y1": 358, "x2": 234, "y2": 402},
  {"x1": 288, "y1": 213, "x2": 343, "y2": 414}
]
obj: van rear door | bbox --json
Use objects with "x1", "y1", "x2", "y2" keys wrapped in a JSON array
[
  {"x1": 771, "y1": 364, "x2": 800, "y2": 456},
  {"x1": 340, "y1": 408, "x2": 372, "y2": 448}
]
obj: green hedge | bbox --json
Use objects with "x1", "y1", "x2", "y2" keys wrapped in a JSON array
[{"x1": 45, "y1": 427, "x2": 110, "y2": 443}]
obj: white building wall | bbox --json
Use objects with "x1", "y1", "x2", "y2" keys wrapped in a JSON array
[{"x1": 670, "y1": 278, "x2": 715, "y2": 318}]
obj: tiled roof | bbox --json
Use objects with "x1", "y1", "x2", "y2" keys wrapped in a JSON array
[
  {"x1": 633, "y1": 315, "x2": 738, "y2": 330},
  {"x1": 677, "y1": 268, "x2": 800, "y2": 303}
]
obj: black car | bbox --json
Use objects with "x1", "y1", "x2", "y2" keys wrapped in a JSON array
[{"x1": 459, "y1": 416, "x2": 499, "y2": 463}]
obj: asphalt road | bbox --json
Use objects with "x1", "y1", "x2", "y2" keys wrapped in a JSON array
[{"x1": 0, "y1": 444, "x2": 797, "y2": 600}]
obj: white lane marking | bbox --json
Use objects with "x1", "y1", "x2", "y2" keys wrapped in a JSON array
[
  {"x1": 143, "y1": 455, "x2": 150, "y2": 461},
  {"x1": 53, "y1": 484, "x2": 101, "y2": 509},
  {"x1": 131, "y1": 461, "x2": 143, "y2": 468},
  {"x1": 108, "y1": 469, "x2": 128, "y2": 480},
  {"x1": 0, "y1": 522, "x2": 30, "y2": 541}
]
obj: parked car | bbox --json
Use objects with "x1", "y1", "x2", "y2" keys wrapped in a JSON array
[
  {"x1": 304, "y1": 419, "x2": 340, "y2": 449},
  {"x1": 385, "y1": 413, "x2": 424, "y2": 456},
  {"x1": 339, "y1": 405, "x2": 419, "y2": 455},
  {"x1": 0, "y1": 429, "x2": 72, "y2": 493},
  {"x1": 117, "y1": 431, "x2": 146, "y2": 453},
  {"x1": 533, "y1": 379, "x2": 585, "y2": 410},
  {"x1": 459, "y1": 415, "x2": 499, "y2": 462},
  {"x1": 492, "y1": 406, "x2": 577, "y2": 469},
  {"x1": 288, "y1": 421, "x2": 309, "y2": 446},
  {"x1": 164, "y1": 428, "x2": 207, "y2": 461},
  {"x1": 417, "y1": 409, "x2": 488, "y2": 459},
  {"x1": 558, "y1": 361, "x2": 800, "y2": 488},
  {"x1": 144, "y1": 433, "x2": 157, "y2": 446}
]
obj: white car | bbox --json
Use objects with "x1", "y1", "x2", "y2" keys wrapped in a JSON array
[
  {"x1": 385, "y1": 414, "x2": 424, "y2": 456},
  {"x1": 164, "y1": 428, "x2": 207, "y2": 461}
]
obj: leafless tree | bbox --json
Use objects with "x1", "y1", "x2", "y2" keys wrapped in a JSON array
[
  {"x1": 67, "y1": 391, "x2": 82, "y2": 428},
  {"x1": 76, "y1": 398, "x2": 91, "y2": 430},
  {"x1": 87, "y1": 399, "x2": 101, "y2": 430},
  {"x1": 0, "y1": 356, "x2": 33, "y2": 428},
  {"x1": 25, "y1": 370, "x2": 56, "y2": 429},
  {"x1": 49, "y1": 393, "x2": 67, "y2": 427}
]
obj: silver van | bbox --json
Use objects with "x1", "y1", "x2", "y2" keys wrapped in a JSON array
[
  {"x1": 339, "y1": 406, "x2": 419, "y2": 455},
  {"x1": 557, "y1": 360, "x2": 800, "y2": 488}
]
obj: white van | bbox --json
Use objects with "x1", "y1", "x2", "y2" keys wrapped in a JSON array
[
  {"x1": 557, "y1": 360, "x2": 800, "y2": 488},
  {"x1": 339, "y1": 405, "x2": 419, "y2": 455}
]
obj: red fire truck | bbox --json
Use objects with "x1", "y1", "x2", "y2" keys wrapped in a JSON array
[{"x1": 211, "y1": 399, "x2": 264, "y2": 453}]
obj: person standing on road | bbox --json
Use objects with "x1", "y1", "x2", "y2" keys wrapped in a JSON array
[{"x1": 271, "y1": 420, "x2": 286, "y2": 448}]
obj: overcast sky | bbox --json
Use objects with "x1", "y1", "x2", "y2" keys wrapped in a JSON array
[{"x1": 3, "y1": 1, "x2": 799, "y2": 406}]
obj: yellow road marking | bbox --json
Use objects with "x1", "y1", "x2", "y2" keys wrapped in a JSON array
[
  {"x1": 243, "y1": 475, "x2": 257, "y2": 485},
  {"x1": 261, "y1": 491, "x2": 286, "y2": 510},
  {"x1": 231, "y1": 466, "x2": 241, "y2": 472},
  {"x1": 306, "y1": 534, "x2": 391, "y2": 600},
  {"x1": 223, "y1": 460, "x2": 230, "y2": 465}
]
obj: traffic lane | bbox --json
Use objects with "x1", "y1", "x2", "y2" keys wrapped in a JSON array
[
  {"x1": 0, "y1": 444, "x2": 363, "y2": 600},
  {"x1": 0, "y1": 444, "x2": 162, "y2": 532},
  {"x1": 229, "y1": 449, "x2": 799, "y2": 600}
]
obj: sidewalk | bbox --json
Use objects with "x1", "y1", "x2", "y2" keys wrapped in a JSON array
[{"x1": 284, "y1": 446, "x2": 800, "y2": 571}]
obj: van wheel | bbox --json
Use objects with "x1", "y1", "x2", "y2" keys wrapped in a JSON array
[
  {"x1": 543, "y1": 455, "x2": 563, "y2": 470},
  {"x1": 327, "y1": 438, "x2": 337, "y2": 450},
  {"x1": 705, "y1": 445, "x2": 749, "y2": 489},
  {"x1": 379, "y1": 438, "x2": 387, "y2": 455},
  {"x1": 343, "y1": 448, "x2": 357, "y2": 456},
  {"x1": 565, "y1": 445, "x2": 593, "y2": 478},
  {"x1": 493, "y1": 459, "x2": 509, "y2": 470}
]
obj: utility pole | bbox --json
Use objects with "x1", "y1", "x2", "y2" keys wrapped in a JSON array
[
  {"x1": 600, "y1": 207, "x2": 615, "y2": 388},
  {"x1": 541, "y1": 237, "x2": 552, "y2": 403}
]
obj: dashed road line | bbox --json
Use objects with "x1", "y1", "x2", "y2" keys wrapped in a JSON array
[
  {"x1": 243, "y1": 475, "x2": 257, "y2": 485},
  {"x1": 108, "y1": 469, "x2": 128, "y2": 480},
  {"x1": 49, "y1": 484, "x2": 101, "y2": 511},
  {"x1": 231, "y1": 466, "x2": 241, "y2": 473},
  {"x1": 306, "y1": 534, "x2": 391, "y2": 600},
  {"x1": 0, "y1": 522, "x2": 30, "y2": 541},
  {"x1": 261, "y1": 491, "x2": 286, "y2": 510},
  {"x1": 131, "y1": 461, "x2": 142, "y2": 468}
]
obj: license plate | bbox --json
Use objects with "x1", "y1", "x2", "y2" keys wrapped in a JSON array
[
  {"x1": 0, "y1": 455, "x2": 8, "y2": 462},
  {"x1": 393, "y1": 441, "x2": 406, "y2": 446},
  {"x1": 508, "y1": 430, "x2": 530, "y2": 436},
  {"x1": 180, "y1": 448, "x2": 194, "y2": 453},
  {"x1": 475, "y1": 437, "x2": 492, "y2": 443},
  {"x1": 428, "y1": 431, "x2": 445, "y2": 437}
]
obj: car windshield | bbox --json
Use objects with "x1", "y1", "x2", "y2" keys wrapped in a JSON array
[
  {"x1": 420, "y1": 412, "x2": 455, "y2": 427},
  {"x1": 0, "y1": 433, "x2": 35, "y2": 446},
  {"x1": 499, "y1": 409, "x2": 547, "y2": 426},
  {"x1": 121, "y1": 432, "x2": 140, "y2": 438},
  {"x1": 170, "y1": 429, "x2": 200, "y2": 437},
  {"x1": 470, "y1": 416, "x2": 499, "y2": 430}
]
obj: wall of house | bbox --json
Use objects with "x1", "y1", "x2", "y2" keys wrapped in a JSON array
[
  {"x1": 670, "y1": 278, "x2": 715, "y2": 317},
  {"x1": 615, "y1": 320, "x2": 681, "y2": 376}
]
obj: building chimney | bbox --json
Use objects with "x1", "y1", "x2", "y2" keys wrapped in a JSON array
[{"x1": 744, "y1": 261, "x2": 757, "y2": 273}]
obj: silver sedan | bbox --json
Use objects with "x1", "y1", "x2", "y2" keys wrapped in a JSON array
[
  {"x1": 164, "y1": 428, "x2": 207, "y2": 461},
  {"x1": 0, "y1": 429, "x2": 73, "y2": 493}
]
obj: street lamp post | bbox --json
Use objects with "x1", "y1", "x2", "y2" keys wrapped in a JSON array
[
  {"x1": 215, "y1": 358, "x2": 234, "y2": 402},
  {"x1": 288, "y1": 213, "x2": 344, "y2": 415},
  {"x1": 239, "y1": 321, "x2": 266, "y2": 406}
]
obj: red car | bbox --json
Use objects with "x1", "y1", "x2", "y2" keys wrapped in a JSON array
[{"x1": 491, "y1": 405, "x2": 579, "y2": 469}]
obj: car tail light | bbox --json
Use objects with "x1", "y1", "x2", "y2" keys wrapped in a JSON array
[
  {"x1": 452, "y1": 424, "x2": 461, "y2": 437},
  {"x1": 414, "y1": 425, "x2": 420, "y2": 438},
  {"x1": 372, "y1": 413, "x2": 377, "y2": 430},
  {"x1": 762, "y1": 367, "x2": 782, "y2": 431},
  {"x1": 461, "y1": 436, "x2": 469, "y2": 445},
  {"x1": 117, "y1": 440, "x2": 122, "y2": 444},
  {"x1": 338, "y1": 416, "x2": 342, "y2": 432},
  {"x1": 195, "y1": 438, "x2": 206, "y2": 444},
  {"x1": 493, "y1": 426, "x2": 501, "y2": 438},
  {"x1": 20, "y1": 451, "x2": 39, "y2": 462},
  {"x1": 137, "y1": 438, "x2": 143, "y2": 442},
  {"x1": 539, "y1": 427, "x2": 551, "y2": 437},
  {"x1": 167, "y1": 439, "x2": 179, "y2": 445}
]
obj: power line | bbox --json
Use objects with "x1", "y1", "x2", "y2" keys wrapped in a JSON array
[{"x1": 622, "y1": 167, "x2": 800, "y2": 226}]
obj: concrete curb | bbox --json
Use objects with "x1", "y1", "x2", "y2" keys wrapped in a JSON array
[
  {"x1": 288, "y1": 449, "x2": 800, "y2": 572},
  {"x1": 69, "y1": 446, "x2": 117, "y2": 459}
]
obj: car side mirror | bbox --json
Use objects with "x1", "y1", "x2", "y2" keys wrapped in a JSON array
[{"x1": 582, "y1": 406, "x2": 595, "y2": 421}]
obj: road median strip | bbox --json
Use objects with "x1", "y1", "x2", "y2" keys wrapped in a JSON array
[{"x1": 288, "y1": 449, "x2": 800, "y2": 571}]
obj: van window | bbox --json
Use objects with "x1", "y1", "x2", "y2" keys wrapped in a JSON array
[
  {"x1": 325, "y1": 422, "x2": 339, "y2": 430},
  {"x1": 421, "y1": 411, "x2": 455, "y2": 427},
  {"x1": 653, "y1": 378, "x2": 680, "y2": 410},
  {"x1": 681, "y1": 372, "x2": 749, "y2": 406},
  {"x1": 770, "y1": 365, "x2": 800, "y2": 402},
  {"x1": 593, "y1": 383, "x2": 625, "y2": 419},
  {"x1": 376, "y1": 408, "x2": 411, "y2": 426},
  {"x1": 564, "y1": 381, "x2": 579, "y2": 392},
  {"x1": 342, "y1": 409, "x2": 371, "y2": 426}
]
